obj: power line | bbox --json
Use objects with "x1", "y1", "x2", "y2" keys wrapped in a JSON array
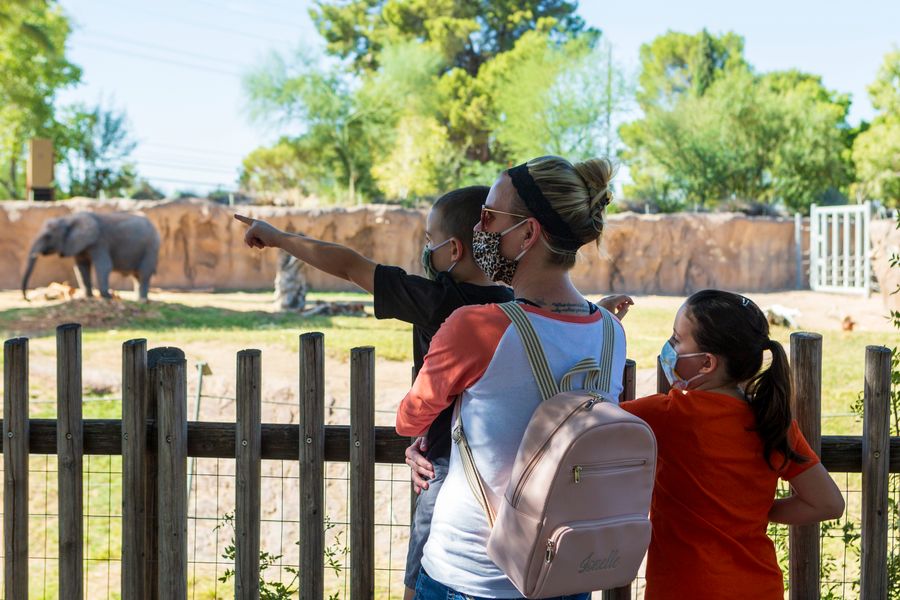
[
  {"x1": 138, "y1": 141, "x2": 247, "y2": 159},
  {"x1": 138, "y1": 174, "x2": 238, "y2": 187},
  {"x1": 78, "y1": 28, "x2": 253, "y2": 71},
  {"x1": 95, "y1": 1, "x2": 297, "y2": 46},
  {"x1": 133, "y1": 153, "x2": 241, "y2": 170},
  {"x1": 192, "y1": 0, "x2": 309, "y2": 30},
  {"x1": 77, "y1": 40, "x2": 243, "y2": 78},
  {"x1": 135, "y1": 159, "x2": 239, "y2": 175}
]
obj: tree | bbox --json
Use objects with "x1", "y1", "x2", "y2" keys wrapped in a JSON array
[
  {"x1": 243, "y1": 48, "x2": 393, "y2": 203},
  {"x1": 309, "y1": 1, "x2": 596, "y2": 170},
  {"x1": 621, "y1": 31, "x2": 852, "y2": 213},
  {"x1": 0, "y1": 0, "x2": 80, "y2": 198},
  {"x1": 635, "y1": 29, "x2": 746, "y2": 111},
  {"x1": 310, "y1": 0, "x2": 588, "y2": 76},
  {"x1": 852, "y1": 50, "x2": 900, "y2": 206},
  {"x1": 128, "y1": 179, "x2": 165, "y2": 200},
  {"x1": 484, "y1": 33, "x2": 631, "y2": 160},
  {"x1": 59, "y1": 101, "x2": 138, "y2": 198}
]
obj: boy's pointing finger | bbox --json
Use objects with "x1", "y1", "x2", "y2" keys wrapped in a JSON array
[{"x1": 233, "y1": 214, "x2": 254, "y2": 225}]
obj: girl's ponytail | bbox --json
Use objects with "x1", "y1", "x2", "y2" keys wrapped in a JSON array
[
  {"x1": 744, "y1": 339, "x2": 807, "y2": 470},
  {"x1": 685, "y1": 290, "x2": 809, "y2": 471}
]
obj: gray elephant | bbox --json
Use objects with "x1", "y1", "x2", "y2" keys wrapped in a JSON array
[{"x1": 22, "y1": 211, "x2": 160, "y2": 301}]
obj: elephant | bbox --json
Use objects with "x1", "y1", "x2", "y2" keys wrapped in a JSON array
[{"x1": 22, "y1": 211, "x2": 160, "y2": 301}]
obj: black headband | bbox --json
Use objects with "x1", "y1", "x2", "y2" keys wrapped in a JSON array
[{"x1": 507, "y1": 163, "x2": 582, "y2": 251}]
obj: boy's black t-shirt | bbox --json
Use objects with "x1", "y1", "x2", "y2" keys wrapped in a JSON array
[{"x1": 374, "y1": 264, "x2": 514, "y2": 461}]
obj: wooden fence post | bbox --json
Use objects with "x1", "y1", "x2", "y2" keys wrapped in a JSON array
[
  {"x1": 3, "y1": 337, "x2": 29, "y2": 600},
  {"x1": 604, "y1": 359, "x2": 637, "y2": 600},
  {"x1": 789, "y1": 332, "x2": 823, "y2": 600},
  {"x1": 861, "y1": 345, "x2": 891, "y2": 599},
  {"x1": 57, "y1": 324, "x2": 83, "y2": 600},
  {"x1": 351, "y1": 347, "x2": 375, "y2": 600},
  {"x1": 235, "y1": 349, "x2": 262, "y2": 600},
  {"x1": 656, "y1": 356, "x2": 671, "y2": 395},
  {"x1": 299, "y1": 332, "x2": 325, "y2": 600},
  {"x1": 122, "y1": 339, "x2": 149, "y2": 600},
  {"x1": 153, "y1": 348, "x2": 187, "y2": 599}
]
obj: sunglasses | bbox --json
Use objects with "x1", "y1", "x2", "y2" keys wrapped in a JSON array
[{"x1": 480, "y1": 205, "x2": 528, "y2": 229}]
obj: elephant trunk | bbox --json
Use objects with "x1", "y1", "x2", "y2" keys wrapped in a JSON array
[{"x1": 21, "y1": 245, "x2": 39, "y2": 302}]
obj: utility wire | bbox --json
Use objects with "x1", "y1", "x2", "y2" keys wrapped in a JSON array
[
  {"x1": 77, "y1": 40, "x2": 243, "y2": 78},
  {"x1": 192, "y1": 0, "x2": 309, "y2": 30},
  {"x1": 78, "y1": 28, "x2": 252, "y2": 71},
  {"x1": 136, "y1": 160, "x2": 239, "y2": 174},
  {"x1": 95, "y1": 1, "x2": 297, "y2": 45},
  {"x1": 138, "y1": 141, "x2": 247, "y2": 159}
]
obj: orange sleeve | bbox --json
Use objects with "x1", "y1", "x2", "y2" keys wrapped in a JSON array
[
  {"x1": 395, "y1": 305, "x2": 509, "y2": 436},
  {"x1": 619, "y1": 393, "x2": 669, "y2": 428},
  {"x1": 780, "y1": 420, "x2": 821, "y2": 480}
]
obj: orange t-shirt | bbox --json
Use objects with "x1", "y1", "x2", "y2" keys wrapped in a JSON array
[{"x1": 620, "y1": 389, "x2": 820, "y2": 600}]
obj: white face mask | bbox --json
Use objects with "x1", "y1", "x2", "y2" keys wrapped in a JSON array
[{"x1": 659, "y1": 340, "x2": 707, "y2": 390}]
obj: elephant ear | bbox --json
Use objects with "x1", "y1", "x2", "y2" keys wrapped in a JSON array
[{"x1": 61, "y1": 213, "x2": 100, "y2": 257}]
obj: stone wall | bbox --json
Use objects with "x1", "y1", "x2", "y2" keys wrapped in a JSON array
[{"x1": 0, "y1": 197, "x2": 883, "y2": 297}]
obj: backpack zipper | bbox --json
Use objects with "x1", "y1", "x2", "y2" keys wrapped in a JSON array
[
  {"x1": 545, "y1": 539, "x2": 555, "y2": 563},
  {"x1": 573, "y1": 459, "x2": 647, "y2": 483},
  {"x1": 511, "y1": 396, "x2": 600, "y2": 507}
]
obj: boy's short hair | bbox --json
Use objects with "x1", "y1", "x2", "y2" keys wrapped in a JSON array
[{"x1": 432, "y1": 186, "x2": 490, "y2": 249}]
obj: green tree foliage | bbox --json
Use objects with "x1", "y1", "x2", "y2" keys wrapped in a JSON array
[
  {"x1": 852, "y1": 50, "x2": 900, "y2": 207},
  {"x1": 622, "y1": 31, "x2": 852, "y2": 213},
  {"x1": 128, "y1": 179, "x2": 165, "y2": 200},
  {"x1": 58, "y1": 101, "x2": 138, "y2": 198},
  {"x1": 243, "y1": 48, "x2": 396, "y2": 203},
  {"x1": 246, "y1": 2, "x2": 629, "y2": 202},
  {"x1": 310, "y1": 0, "x2": 588, "y2": 75},
  {"x1": 0, "y1": 0, "x2": 80, "y2": 198}
]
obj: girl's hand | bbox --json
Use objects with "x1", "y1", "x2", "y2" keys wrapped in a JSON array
[
  {"x1": 234, "y1": 214, "x2": 285, "y2": 249},
  {"x1": 405, "y1": 437, "x2": 435, "y2": 494},
  {"x1": 598, "y1": 294, "x2": 634, "y2": 320}
]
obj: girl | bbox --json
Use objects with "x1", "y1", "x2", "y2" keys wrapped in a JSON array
[
  {"x1": 621, "y1": 290, "x2": 844, "y2": 599},
  {"x1": 396, "y1": 155, "x2": 627, "y2": 600}
]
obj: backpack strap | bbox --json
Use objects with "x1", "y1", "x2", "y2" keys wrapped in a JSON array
[
  {"x1": 559, "y1": 306, "x2": 618, "y2": 399},
  {"x1": 497, "y1": 301, "x2": 558, "y2": 401},
  {"x1": 452, "y1": 398, "x2": 499, "y2": 526}
]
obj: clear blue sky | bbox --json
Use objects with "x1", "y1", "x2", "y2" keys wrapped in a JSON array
[{"x1": 56, "y1": 0, "x2": 899, "y2": 195}]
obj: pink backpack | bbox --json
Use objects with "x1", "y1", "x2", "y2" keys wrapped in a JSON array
[{"x1": 452, "y1": 301, "x2": 657, "y2": 598}]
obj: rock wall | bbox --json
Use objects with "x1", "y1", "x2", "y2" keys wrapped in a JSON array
[
  {"x1": 0, "y1": 197, "x2": 886, "y2": 297},
  {"x1": 870, "y1": 218, "x2": 900, "y2": 310}
]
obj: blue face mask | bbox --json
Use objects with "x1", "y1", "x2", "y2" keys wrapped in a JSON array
[
  {"x1": 659, "y1": 340, "x2": 707, "y2": 390},
  {"x1": 421, "y1": 237, "x2": 456, "y2": 280}
]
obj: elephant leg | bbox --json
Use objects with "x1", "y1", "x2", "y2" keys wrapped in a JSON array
[
  {"x1": 74, "y1": 259, "x2": 93, "y2": 298},
  {"x1": 137, "y1": 253, "x2": 156, "y2": 301},
  {"x1": 93, "y1": 253, "x2": 113, "y2": 299}
]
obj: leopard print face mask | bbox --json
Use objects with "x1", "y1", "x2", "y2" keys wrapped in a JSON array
[{"x1": 472, "y1": 219, "x2": 529, "y2": 285}]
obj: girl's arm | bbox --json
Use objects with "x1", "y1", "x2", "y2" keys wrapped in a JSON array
[
  {"x1": 234, "y1": 214, "x2": 376, "y2": 293},
  {"x1": 768, "y1": 463, "x2": 845, "y2": 525}
]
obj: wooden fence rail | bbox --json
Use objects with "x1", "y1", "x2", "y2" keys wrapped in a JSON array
[{"x1": 0, "y1": 325, "x2": 896, "y2": 599}]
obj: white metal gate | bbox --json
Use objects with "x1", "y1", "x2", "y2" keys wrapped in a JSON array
[{"x1": 809, "y1": 202, "x2": 871, "y2": 295}]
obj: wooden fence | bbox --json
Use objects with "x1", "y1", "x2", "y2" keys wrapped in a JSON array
[{"x1": 1, "y1": 325, "x2": 897, "y2": 599}]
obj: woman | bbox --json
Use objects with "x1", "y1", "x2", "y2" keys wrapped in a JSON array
[{"x1": 396, "y1": 156, "x2": 627, "y2": 599}]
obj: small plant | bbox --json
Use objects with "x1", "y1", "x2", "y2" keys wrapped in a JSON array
[{"x1": 216, "y1": 513, "x2": 348, "y2": 600}]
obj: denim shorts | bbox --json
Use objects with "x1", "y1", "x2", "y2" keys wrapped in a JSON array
[
  {"x1": 404, "y1": 456, "x2": 450, "y2": 589},
  {"x1": 414, "y1": 569, "x2": 591, "y2": 600}
]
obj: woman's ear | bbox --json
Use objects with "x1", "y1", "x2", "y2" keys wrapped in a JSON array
[{"x1": 521, "y1": 218, "x2": 542, "y2": 250}]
